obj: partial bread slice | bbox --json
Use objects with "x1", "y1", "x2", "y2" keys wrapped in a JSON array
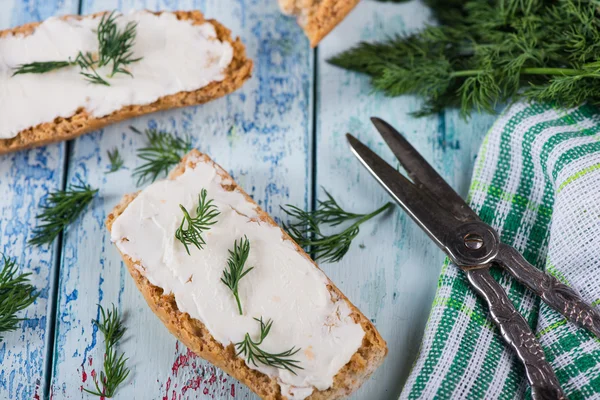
[
  {"x1": 106, "y1": 150, "x2": 387, "y2": 400},
  {"x1": 0, "y1": 11, "x2": 252, "y2": 154},
  {"x1": 278, "y1": 0, "x2": 360, "y2": 47}
]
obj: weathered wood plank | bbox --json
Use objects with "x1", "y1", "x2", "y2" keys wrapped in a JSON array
[
  {"x1": 0, "y1": 2, "x2": 79, "y2": 399},
  {"x1": 50, "y1": 0, "x2": 313, "y2": 399},
  {"x1": 315, "y1": 1, "x2": 496, "y2": 399}
]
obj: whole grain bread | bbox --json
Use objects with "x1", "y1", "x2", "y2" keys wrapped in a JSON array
[
  {"x1": 106, "y1": 150, "x2": 387, "y2": 400},
  {"x1": 0, "y1": 11, "x2": 252, "y2": 154},
  {"x1": 278, "y1": 0, "x2": 361, "y2": 47}
]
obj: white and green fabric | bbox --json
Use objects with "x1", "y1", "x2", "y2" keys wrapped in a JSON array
[{"x1": 400, "y1": 102, "x2": 600, "y2": 399}]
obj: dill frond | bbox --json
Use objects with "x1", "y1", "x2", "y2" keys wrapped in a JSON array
[
  {"x1": 12, "y1": 61, "x2": 73, "y2": 76},
  {"x1": 131, "y1": 127, "x2": 192, "y2": 186},
  {"x1": 0, "y1": 255, "x2": 38, "y2": 341},
  {"x1": 236, "y1": 317, "x2": 303, "y2": 374},
  {"x1": 74, "y1": 52, "x2": 109, "y2": 86},
  {"x1": 96, "y1": 11, "x2": 142, "y2": 78},
  {"x1": 175, "y1": 188, "x2": 220, "y2": 255},
  {"x1": 282, "y1": 189, "x2": 392, "y2": 263},
  {"x1": 106, "y1": 148, "x2": 124, "y2": 173},
  {"x1": 29, "y1": 180, "x2": 98, "y2": 246},
  {"x1": 221, "y1": 236, "x2": 254, "y2": 315},
  {"x1": 84, "y1": 304, "x2": 129, "y2": 398}
]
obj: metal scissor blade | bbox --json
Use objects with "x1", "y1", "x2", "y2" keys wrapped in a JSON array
[
  {"x1": 370, "y1": 117, "x2": 478, "y2": 223},
  {"x1": 347, "y1": 133, "x2": 460, "y2": 251}
]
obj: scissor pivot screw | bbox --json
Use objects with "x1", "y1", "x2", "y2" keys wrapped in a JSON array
[{"x1": 464, "y1": 233, "x2": 484, "y2": 250}]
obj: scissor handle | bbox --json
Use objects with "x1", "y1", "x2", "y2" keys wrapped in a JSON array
[
  {"x1": 466, "y1": 268, "x2": 566, "y2": 400},
  {"x1": 497, "y1": 243, "x2": 600, "y2": 338}
]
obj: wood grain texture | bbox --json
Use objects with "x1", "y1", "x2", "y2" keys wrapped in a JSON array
[
  {"x1": 315, "y1": 1, "x2": 496, "y2": 399},
  {"x1": 0, "y1": 2, "x2": 79, "y2": 399},
  {"x1": 49, "y1": 0, "x2": 313, "y2": 399}
]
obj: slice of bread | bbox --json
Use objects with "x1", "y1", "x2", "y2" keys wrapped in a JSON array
[
  {"x1": 278, "y1": 0, "x2": 361, "y2": 47},
  {"x1": 106, "y1": 150, "x2": 387, "y2": 400},
  {"x1": 0, "y1": 11, "x2": 252, "y2": 154}
]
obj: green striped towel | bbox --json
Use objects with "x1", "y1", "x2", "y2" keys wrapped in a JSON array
[{"x1": 400, "y1": 102, "x2": 600, "y2": 399}]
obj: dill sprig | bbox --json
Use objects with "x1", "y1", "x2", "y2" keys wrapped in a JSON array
[
  {"x1": 96, "y1": 11, "x2": 141, "y2": 78},
  {"x1": 74, "y1": 51, "x2": 109, "y2": 86},
  {"x1": 236, "y1": 317, "x2": 302, "y2": 374},
  {"x1": 12, "y1": 11, "x2": 140, "y2": 85},
  {"x1": 221, "y1": 236, "x2": 254, "y2": 315},
  {"x1": 131, "y1": 126, "x2": 193, "y2": 186},
  {"x1": 330, "y1": 0, "x2": 600, "y2": 116},
  {"x1": 282, "y1": 190, "x2": 392, "y2": 263},
  {"x1": 175, "y1": 189, "x2": 220, "y2": 255},
  {"x1": 0, "y1": 255, "x2": 38, "y2": 341},
  {"x1": 84, "y1": 304, "x2": 129, "y2": 398},
  {"x1": 29, "y1": 180, "x2": 98, "y2": 246},
  {"x1": 12, "y1": 61, "x2": 73, "y2": 76},
  {"x1": 13, "y1": 52, "x2": 109, "y2": 85},
  {"x1": 106, "y1": 148, "x2": 125, "y2": 173}
]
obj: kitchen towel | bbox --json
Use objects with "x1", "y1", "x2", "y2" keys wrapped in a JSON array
[{"x1": 400, "y1": 102, "x2": 600, "y2": 399}]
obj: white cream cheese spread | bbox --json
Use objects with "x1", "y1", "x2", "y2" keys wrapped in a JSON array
[
  {"x1": 110, "y1": 155, "x2": 365, "y2": 399},
  {"x1": 0, "y1": 11, "x2": 233, "y2": 139}
]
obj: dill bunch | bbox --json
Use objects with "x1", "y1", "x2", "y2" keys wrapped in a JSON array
[
  {"x1": 84, "y1": 304, "x2": 129, "y2": 398},
  {"x1": 282, "y1": 189, "x2": 392, "y2": 263},
  {"x1": 330, "y1": 0, "x2": 600, "y2": 116},
  {"x1": 0, "y1": 255, "x2": 38, "y2": 341},
  {"x1": 29, "y1": 180, "x2": 98, "y2": 246},
  {"x1": 236, "y1": 317, "x2": 302, "y2": 374},
  {"x1": 131, "y1": 126, "x2": 192, "y2": 186}
]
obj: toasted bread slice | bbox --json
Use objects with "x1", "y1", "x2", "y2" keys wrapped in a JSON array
[
  {"x1": 0, "y1": 11, "x2": 252, "y2": 154},
  {"x1": 278, "y1": 0, "x2": 360, "y2": 47},
  {"x1": 106, "y1": 150, "x2": 387, "y2": 400}
]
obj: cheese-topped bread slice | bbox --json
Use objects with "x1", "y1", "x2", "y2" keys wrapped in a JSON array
[
  {"x1": 278, "y1": 0, "x2": 361, "y2": 47},
  {"x1": 0, "y1": 11, "x2": 252, "y2": 154},
  {"x1": 106, "y1": 150, "x2": 387, "y2": 399}
]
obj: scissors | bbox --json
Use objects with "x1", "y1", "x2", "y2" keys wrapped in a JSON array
[{"x1": 347, "y1": 117, "x2": 600, "y2": 400}]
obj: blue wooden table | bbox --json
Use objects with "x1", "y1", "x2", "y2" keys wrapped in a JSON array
[{"x1": 0, "y1": 1, "x2": 498, "y2": 399}]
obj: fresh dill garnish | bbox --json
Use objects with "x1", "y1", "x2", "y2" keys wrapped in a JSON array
[
  {"x1": 329, "y1": 0, "x2": 600, "y2": 116},
  {"x1": 131, "y1": 126, "x2": 193, "y2": 186},
  {"x1": 12, "y1": 61, "x2": 73, "y2": 76},
  {"x1": 236, "y1": 317, "x2": 302, "y2": 374},
  {"x1": 12, "y1": 11, "x2": 140, "y2": 85},
  {"x1": 106, "y1": 148, "x2": 124, "y2": 173},
  {"x1": 282, "y1": 189, "x2": 392, "y2": 263},
  {"x1": 84, "y1": 304, "x2": 130, "y2": 398},
  {"x1": 96, "y1": 11, "x2": 141, "y2": 78},
  {"x1": 175, "y1": 189, "x2": 220, "y2": 255},
  {"x1": 29, "y1": 180, "x2": 98, "y2": 246},
  {"x1": 221, "y1": 236, "x2": 254, "y2": 315},
  {"x1": 0, "y1": 255, "x2": 38, "y2": 341},
  {"x1": 12, "y1": 52, "x2": 110, "y2": 85},
  {"x1": 74, "y1": 51, "x2": 109, "y2": 86}
]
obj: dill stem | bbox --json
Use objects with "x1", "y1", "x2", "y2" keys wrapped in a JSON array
[
  {"x1": 308, "y1": 202, "x2": 393, "y2": 246},
  {"x1": 450, "y1": 70, "x2": 486, "y2": 78},
  {"x1": 451, "y1": 67, "x2": 598, "y2": 79},
  {"x1": 235, "y1": 293, "x2": 243, "y2": 315}
]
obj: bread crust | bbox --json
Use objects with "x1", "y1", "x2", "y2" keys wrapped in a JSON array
[
  {"x1": 279, "y1": 0, "x2": 361, "y2": 47},
  {"x1": 106, "y1": 150, "x2": 387, "y2": 400},
  {"x1": 0, "y1": 11, "x2": 253, "y2": 154}
]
